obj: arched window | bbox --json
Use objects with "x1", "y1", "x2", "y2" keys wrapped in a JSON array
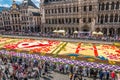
[
  {"x1": 101, "y1": 3, "x2": 105, "y2": 10},
  {"x1": 106, "y1": 2, "x2": 109, "y2": 10},
  {"x1": 110, "y1": 14, "x2": 113, "y2": 22},
  {"x1": 73, "y1": 18, "x2": 75, "y2": 23},
  {"x1": 84, "y1": 6, "x2": 87, "y2": 11},
  {"x1": 76, "y1": 27, "x2": 79, "y2": 31},
  {"x1": 73, "y1": 7, "x2": 76, "y2": 12},
  {"x1": 61, "y1": 18, "x2": 64, "y2": 24},
  {"x1": 116, "y1": 1, "x2": 119, "y2": 9},
  {"x1": 89, "y1": 5, "x2": 92, "y2": 11},
  {"x1": 111, "y1": 2, "x2": 115, "y2": 10},
  {"x1": 105, "y1": 14, "x2": 108, "y2": 22},
  {"x1": 69, "y1": 7, "x2": 71, "y2": 13},
  {"x1": 100, "y1": 14, "x2": 104, "y2": 24},
  {"x1": 66, "y1": 7, "x2": 68, "y2": 13},
  {"x1": 114, "y1": 14, "x2": 118, "y2": 22}
]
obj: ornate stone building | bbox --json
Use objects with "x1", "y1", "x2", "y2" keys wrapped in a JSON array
[
  {"x1": 0, "y1": 12, "x2": 3, "y2": 31},
  {"x1": 0, "y1": 0, "x2": 42, "y2": 32},
  {"x1": 2, "y1": 9, "x2": 11, "y2": 31},
  {"x1": 41, "y1": 0, "x2": 120, "y2": 36}
]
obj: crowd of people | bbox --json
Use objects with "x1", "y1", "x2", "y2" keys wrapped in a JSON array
[
  {"x1": 1, "y1": 31, "x2": 120, "y2": 42},
  {"x1": 0, "y1": 54, "x2": 120, "y2": 80}
]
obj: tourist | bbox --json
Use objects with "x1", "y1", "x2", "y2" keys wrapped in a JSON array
[
  {"x1": 104, "y1": 70, "x2": 109, "y2": 80},
  {"x1": 99, "y1": 69, "x2": 104, "y2": 80},
  {"x1": 69, "y1": 73, "x2": 73, "y2": 80},
  {"x1": 116, "y1": 72, "x2": 120, "y2": 80},
  {"x1": 110, "y1": 71, "x2": 116, "y2": 80}
]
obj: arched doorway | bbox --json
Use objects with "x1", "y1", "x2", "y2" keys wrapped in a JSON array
[
  {"x1": 95, "y1": 28, "x2": 100, "y2": 32},
  {"x1": 68, "y1": 27, "x2": 71, "y2": 34},
  {"x1": 81, "y1": 25, "x2": 90, "y2": 36},
  {"x1": 109, "y1": 28, "x2": 115, "y2": 36},
  {"x1": 81, "y1": 25, "x2": 90, "y2": 32},
  {"x1": 44, "y1": 27, "x2": 47, "y2": 33},
  {"x1": 102, "y1": 28, "x2": 107, "y2": 35},
  {"x1": 30, "y1": 27, "x2": 34, "y2": 32}
]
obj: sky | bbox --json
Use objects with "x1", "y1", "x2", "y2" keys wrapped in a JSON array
[{"x1": 0, "y1": 0, "x2": 40, "y2": 7}]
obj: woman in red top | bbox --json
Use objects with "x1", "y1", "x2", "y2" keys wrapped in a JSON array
[{"x1": 111, "y1": 71, "x2": 116, "y2": 80}]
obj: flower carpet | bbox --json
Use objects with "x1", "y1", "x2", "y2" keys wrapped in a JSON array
[{"x1": 0, "y1": 37, "x2": 120, "y2": 65}]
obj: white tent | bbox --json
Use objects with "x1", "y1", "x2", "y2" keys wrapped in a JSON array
[
  {"x1": 53, "y1": 30, "x2": 58, "y2": 33},
  {"x1": 57, "y1": 30, "x2": 65, "y2": 33},
  {"x1": 73, "y1": 31, "x2": 78, "y2": 34},
  {"x1": 97, "y1": 31, "x2": 103, "y2": 35},
  {"x1": 92, "y1": 31, "x2": 97, "y2": 35}
]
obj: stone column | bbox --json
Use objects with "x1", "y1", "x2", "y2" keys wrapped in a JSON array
[{"x1": 107, "y1": 28, "x2": 109, "y2": 36}]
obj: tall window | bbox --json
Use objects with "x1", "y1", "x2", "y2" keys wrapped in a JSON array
[
  {"x1": 45, "y1": 10, "x2": 47, "y2": 14},
  {"x1": 77, "y1": 18, "x2": 79, "y2": 23},
  {"x1": 73, "y1": 18, "x2": 75, "y2": 23},
  {"x1": 88, "y1": 18, "x2": 91, "y2": 23},
  {"x1": 116, "y1": 2, "x2": 119, "y2": 9},
  {"x1": 66, "y1": 18, "x2": 68, "y2": 23},
  {"x1": 69, "y1": 18, "x2": 71, "y2": 23},
  {"x1": 52, "y1": 9, "x2": 54, "y2": 13},
  {"x1": 101, "y1": 3, "x2": 105, "y2": 10},
  {"x1": 62, "y1": 18, "x2": 64, "y2": 24},
  {"x1": 100, "y1": 15, "x2": 104, "y2": 24},
  {"x1": 98, "y1": 15, "x2": 100, "y2": 23},
  {"x1": 106, "y1": 2, "x2": 109, "y2": 10},
  {"x1": 84, "y1": 6, "x2": 87, "y2": 11},
  {"x1": 55, "y1": 9, "x2": 57, "y2": 13},
  {"x1": 83, "y1": 18, "x2": 86, "y2": 23},
  {"x1": 58, "y1": 8, "x2": 61, "y2": 13},
  {"x1": 105, "y1": 14, "x2": 108, "y2": 22},
  {"x1": 77, "y1": 6, "x2": 79, "y2": 12},
  {"x1": 99, "y1": 3, "x2": 101, "y2": 11},
  {"x1": 73, "y1": 7, "x2": 76, "y2": 12},
  {"x1": 110, "y1": 14, "x2": 113, "y2": 22},
  {"x1": 69, "y1": 7, "x2": 71, "y2": 13},
  {"x1": 66, "y1": 8, "x2": 68, "y2": 13},
  {"x1": 89, "y1": 5, "x2": 92, "y2": 11},
  {"x1": 114, "y1": 14, "x2": 118, "y2": 22},
  {"x1": 62, "y1": 8, "x2": 64, "y2": 13},
  {"x1": 111, "y1": 2, "x2": 115, "y2": 10}
]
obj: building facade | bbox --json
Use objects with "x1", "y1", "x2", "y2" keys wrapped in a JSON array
[
  {"x1": 0, "y1": 12, "x2": 3, "y2": 31},
  {"x1": 0, "y1": 0, "x2": 42, "y2": 32},
  {"x1": 41, "y1": 0, "x2": 120, "y2": 36}
]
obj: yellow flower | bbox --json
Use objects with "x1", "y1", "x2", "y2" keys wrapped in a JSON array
[
  {"x1": 41, "y1": 52, "x2": 46, "y2": 56},
  {"x1": 109, "y1": 60, "x2": 116, "y2": 65},
  {"x1": 29, "y1": 51, "x2": 33, "y2": 54},
  {"x1": 87, "y1": 59, "x2": 95, "y2": 62},
  {"x1": 70, "y1": 56, "x2": 76, "y2": 60}
]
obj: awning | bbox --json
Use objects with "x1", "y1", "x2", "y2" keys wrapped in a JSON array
[
  {"x1": 53, "y1": 30, "x2": 58, "y2": 33},
  {"x1": 92, "y1": 31, "x2": 97, "y2": 35},
  {"x1": 57, "y1": 30, "x2": 65, "y2": 33},
  {"x1": 97, "y1": 32, "x2": 103, "y2": 35},
  {"x1": 73, "y1": 31, "x2": 78, "y2": 34}
]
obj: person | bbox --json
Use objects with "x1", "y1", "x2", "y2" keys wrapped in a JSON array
[
  {"x1": 99, "y1": 69, "x2": 104, "y2": 80},
  {"x1": 110, "y1": 71, "x2": 116, "y2": 80},
  {"x1": 38, "y1": 64, "x2": 42, "y2": 77},
  {"x1": 104, "y1": 70, "x2": 109, "y2": 80},
  {"x1": 116, "y1": 72, "x2": 120, "y2": 80},
  {"x1": 69, "y1": 73, "x2": 73, "y2": 80}
]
